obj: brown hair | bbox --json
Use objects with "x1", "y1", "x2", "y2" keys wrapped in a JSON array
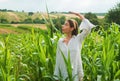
[{"x1": 67, "y1": 19, "x2": 78, "y2": 36}]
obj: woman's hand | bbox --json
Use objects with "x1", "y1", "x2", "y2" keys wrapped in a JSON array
[
  {"x1": 69, "y1": 11, "x2": 79, "y2": 16},
  {"x1": 69, "y1": 11, "x2": 85, "y2": 20}
]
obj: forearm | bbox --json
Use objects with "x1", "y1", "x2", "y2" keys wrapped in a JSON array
[
  {"x1": 76, "y1": 13, "x2": 84, "y2": 20},
  {"x1": 69, "y1": 11, "x2": 85, "y2": 20}
]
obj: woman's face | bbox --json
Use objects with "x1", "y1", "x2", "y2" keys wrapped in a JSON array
[{"x1": 62, "y1": 21, "x2": 74, "y2": 34}]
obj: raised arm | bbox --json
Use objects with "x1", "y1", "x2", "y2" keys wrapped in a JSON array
[
  {"x1": 69, "y1": 11, "x2": 95, "y2": 42},
  {"x1": 69, "y1": 11, "x2": 85, "y2": 20}
]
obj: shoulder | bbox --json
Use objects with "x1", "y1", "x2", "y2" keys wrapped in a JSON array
[
  {"x1": 56, "y1": 38, "x2": 64, "y2": 48},
  {"x1": 57, "y1": 38, "x2": 64, "y2": 44},
  {"x1": 59, "y1": 37, "x2": 64, "y2": 41}
]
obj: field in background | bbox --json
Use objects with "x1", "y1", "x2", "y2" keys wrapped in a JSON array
[
  {"x1": 0, "y1": 24, "x2": 46, "y2": 34},
  {"x1": 0, "y1": 11, "x2": 105, "y2": 21},
  {"x1": 0, "y1": 11, "x2": 105, "y2": 34}
]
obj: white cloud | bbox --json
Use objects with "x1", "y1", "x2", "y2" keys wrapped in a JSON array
[
  {"x1": 0, "y1": 0, "x2": 119, "y2": 12},
  {"x1": 45, "y1": 0, "x2": 120, "y2": 12},
  {"x1": 0, "y1": 0, "x2": 8, "y2": 2}
]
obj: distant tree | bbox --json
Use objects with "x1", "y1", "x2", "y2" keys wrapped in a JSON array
[
  {"x1": 85, "y1": 12, "x2": 99, "y2": 25},
  {"x1": 0, "y1": 18, "x2": 9, "y2": 23},
  {"x1": 33, "y1": 18, "x2": 45, "y2": 24},
  {"x1": 22, "y1": 10, "x2": 24, "y2": 12},
  {"x1": 52, "y1": 16, "x2": 66, "y2": 32},
  {"x1": 8, "y1": 10, "x2": 14, "y2": 12},
  {"x1": 0, "y1": 9, "x2": 7, "y2": 12},
  {"x1": 84, "y1": 12, "x2": 101, "y2": 31},
  {"x1": 33, "y1": 18, "x2": 41, "y2": 23},
  {"x1": 0, "y1": 9, "x2": 14, "y2": 12},
  {"x1": 72, "y1": 17, "x2": 81, "y2": 25},
  {"x1": 24, "y1": 18, "x2": 33, "y2": 23},
  {"x1": 50, "y1": 11, "x2": 58, "y2": 14},
  {"x1": 28, "y1": 12, "x2": 34, "y2": 16},
  {"x1": 40, "y1": 19, "x2": 45, "y2": 24},
  {"x1": 11, "y1": 21, "x2": 19, "y2": 24},
  {"x1": 59, "y1": 16, "x2": 66, "y2": 24},
  {"x1": 105, "y1": 3, "x2": 120, "y2": 25}
]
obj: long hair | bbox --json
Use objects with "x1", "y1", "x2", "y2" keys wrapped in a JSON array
[{"x1": 67, "y1": 19, "x2": 78, "y2": 36}]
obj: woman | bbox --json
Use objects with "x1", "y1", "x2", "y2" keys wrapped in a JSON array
[{"x1": 54, "y1": 12, "x2": 95, "y2": 81}]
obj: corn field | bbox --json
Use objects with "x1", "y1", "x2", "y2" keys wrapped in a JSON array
[{"x1": 0, "y1": 22, "x2": 120, "y2": 81}]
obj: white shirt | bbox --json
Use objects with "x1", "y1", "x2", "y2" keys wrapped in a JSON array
[{"x1": 54, "y1": 18, "x2": 95, "y2": 81}]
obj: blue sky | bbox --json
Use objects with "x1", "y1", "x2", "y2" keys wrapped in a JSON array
[{"x1": 0, "y1": 0, "x2": 119, "y2": 13}]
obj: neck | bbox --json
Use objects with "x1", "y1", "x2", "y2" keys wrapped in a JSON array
[{"x1": 65, "y1": 33, "x2": 72, "y2": 39}]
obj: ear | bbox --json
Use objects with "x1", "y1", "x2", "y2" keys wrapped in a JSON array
[{"x1": 70, "y1": 27, "x2": 74, "y2": 31}]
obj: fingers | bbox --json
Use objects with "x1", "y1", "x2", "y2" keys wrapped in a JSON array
[
  {"x1": 69, "y1": 11, "x2": 84, "y2": 20},
  {"x1": 69, "y1": 11, "x2": 77, "y2": 14},
  {"x1": 69, "y1": 11, "x2": 74, "y2": 14}
]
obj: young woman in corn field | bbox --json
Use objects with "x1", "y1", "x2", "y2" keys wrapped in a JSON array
[{"x1": 54, "y1": 11, "x2": 95, "y2": 81}]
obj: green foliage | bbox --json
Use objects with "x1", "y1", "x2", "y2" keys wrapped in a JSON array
[
  {"x1": 33, "y1": 18, "x2": 45, "y2": 24},
  {"x1": 0, "y1": 23, "x2": 120, "y2": 81},
  {"x1": 105, "y1": 3, "x2": 120, "y2": 25},
  {"x1": 85, "y1": 12, "x2": 99, "y2": 25},
  {"x1": 72, "y1": 17, "x2": 81, "y2": 25},
  {"x1": 24, "y1": 18, "x2": 33, "y2": 24},
  {"x1": 17, "y1": 25, "x2": 32, "y2": 31},
  {"x1": 0, "y1": 18, "x2": 9, "y2": 24},
  {"x1": 52, "y1": 16, "x2": 66, "y2": 32},
  {"x1": 0, "y1": 9, "x2": 14, "y2": 12},
  {"x1": 28, "y1": 12, "x2": 34, "y2": 16},
  {"x1": 0, "y1": 24, "x2": 12, "y2": 27},
  {"x1": 82, "y1": 23, "x2": 120, "y2": 81}
]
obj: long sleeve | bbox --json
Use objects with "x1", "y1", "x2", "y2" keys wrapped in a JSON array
[
  {"x1": 77, "y1": 19, "x2": 95, "y2": 80},
  {"x1": 77, "y1": 53, "x2": 84, "y2": 80},
  {"x1": 54, "y1": 42, "x2": 61, "y2": 80},
  {"x1": 77, "y1": 18, "x2": 95, "y2": 42}
]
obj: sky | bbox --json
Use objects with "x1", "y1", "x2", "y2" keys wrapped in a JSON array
[{"x1": 0, "y1": 0, "x2": 119, "y2": 13}]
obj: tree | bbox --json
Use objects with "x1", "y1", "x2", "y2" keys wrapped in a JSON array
[
  {"x1": 33, "y1": 18, "x2": 45, "y2": 24},
  {"x1": 0, "y1": 9, "x2": 7, "y2": 12},
  {"x1": 28, "y1": 12, "x2": 34, "y2": 16},
  {"x1": 33, "y1": 18, "x2": 41, "y2": 23},
  {"x1": 72, "y1": 17, "x2": 81, "y2": 26},
  {"x1": 52, "y1": 16, "x2": 66, "y2": 32},
  {"x1": 105, "y1": 3, "x2": 120, "y2": 25},
  {"x1": 24, "y1": 18, "x2": 33, "y2": 23},
  {"x1": 84, "y1": 12, "x2": 99, "y2": 25},
  {"x1": 59, "y1": 16, "x2": 66, "y2": 24},
  {"x1": 0, "y1": 18, "x2": 9, "y2": 23}
]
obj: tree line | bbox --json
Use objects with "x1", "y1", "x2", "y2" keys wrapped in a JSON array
[
  {"x1": 0, "y1": 2, "x2": 120, "y2": 28},
  {"x1": 0, "y1": 9, "x2": 14, "y2": 12}
]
